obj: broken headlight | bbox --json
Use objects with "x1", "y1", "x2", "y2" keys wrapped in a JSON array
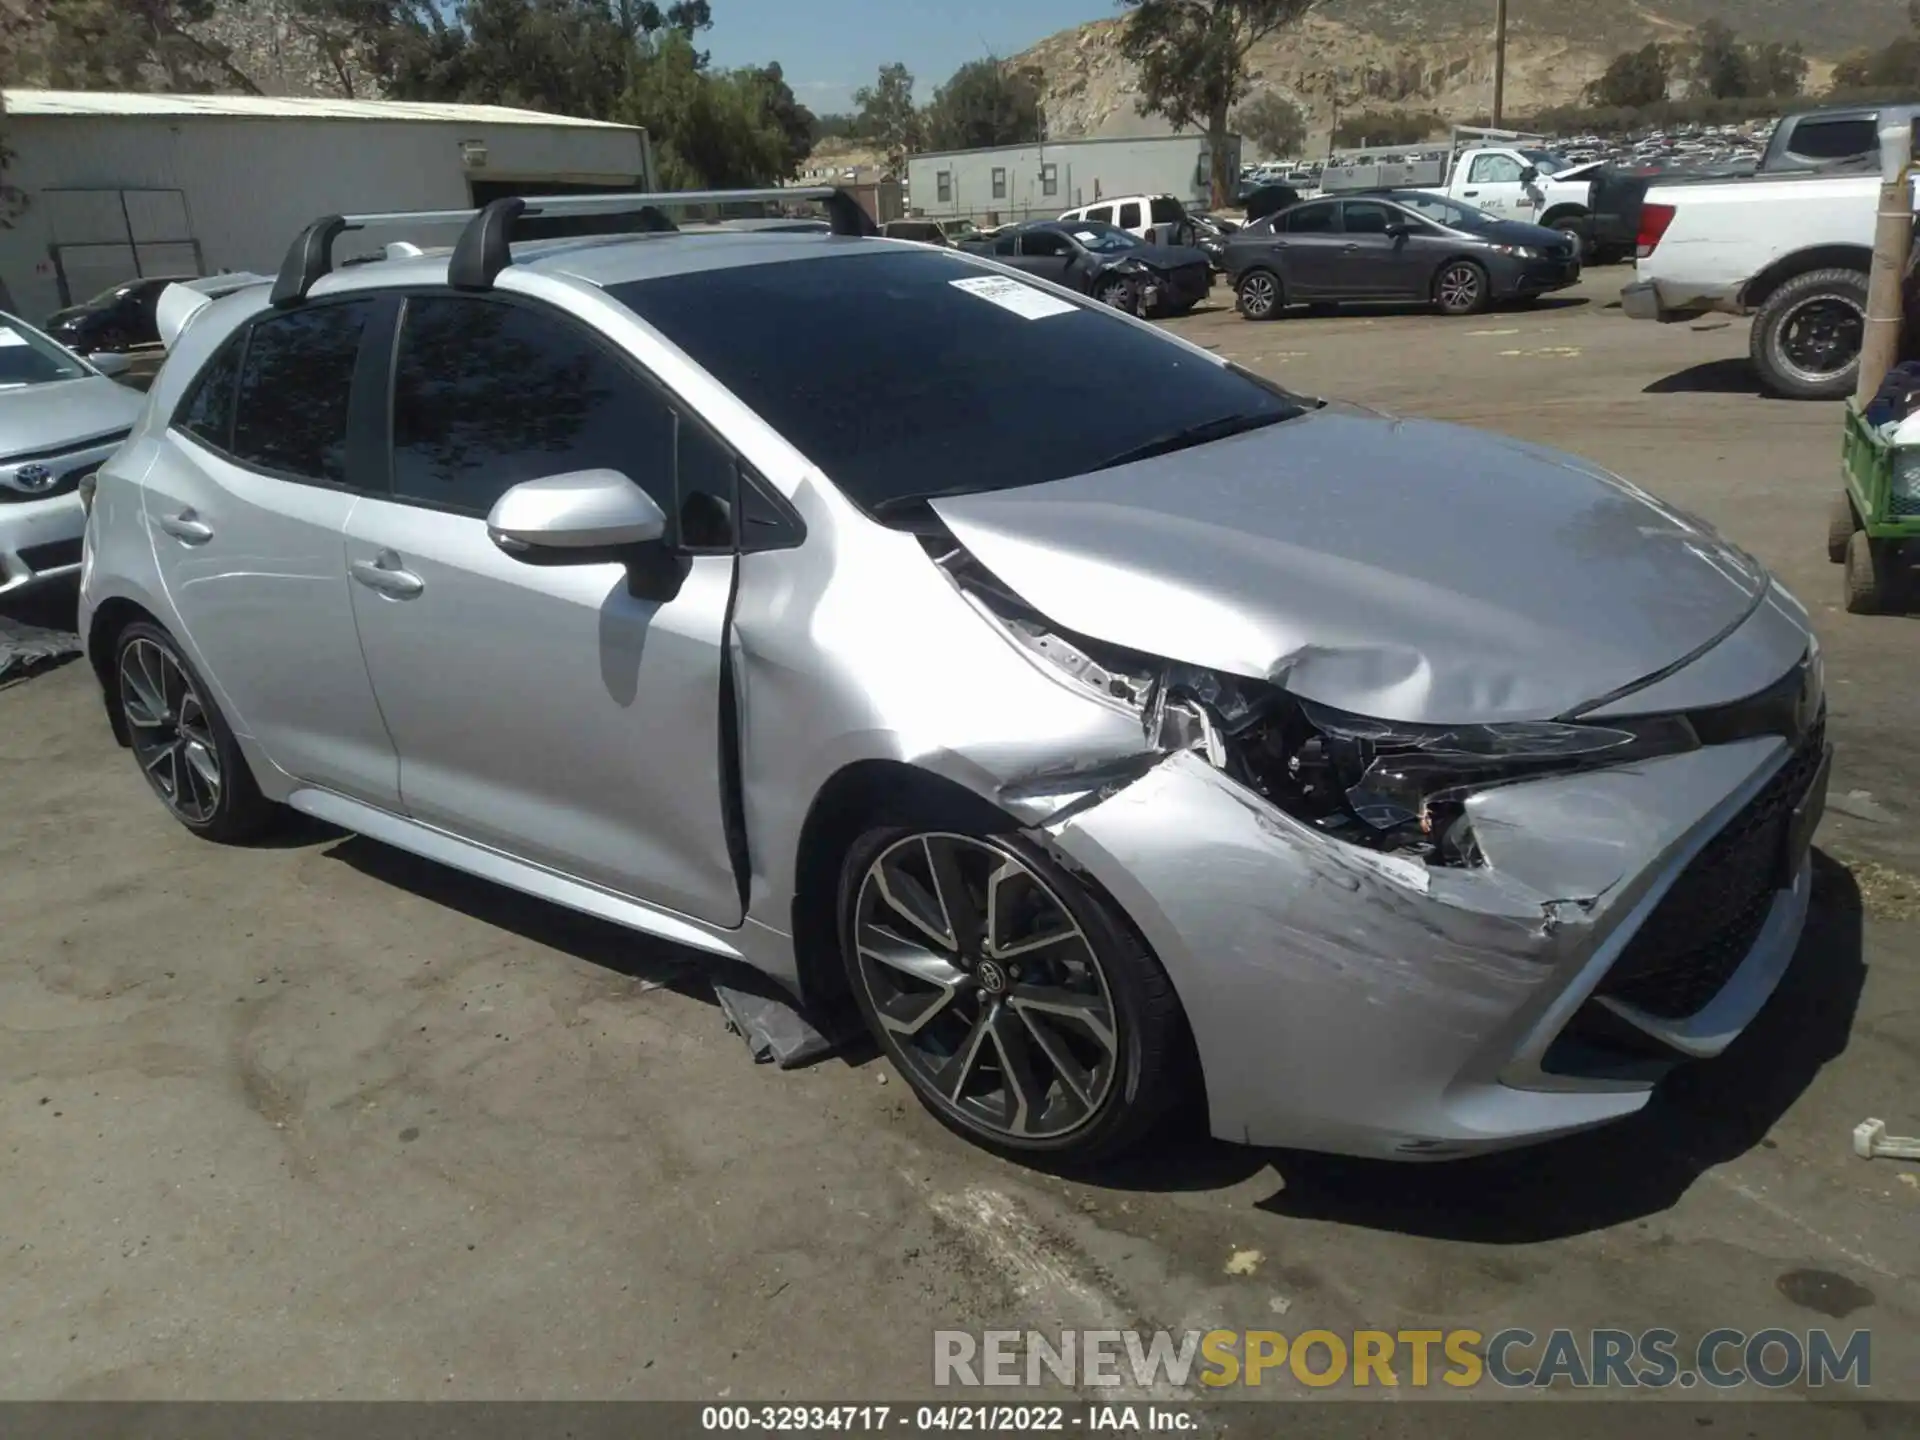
[{"x1": 1233, "y1": 697, "x2": 1701, "y2": 863}]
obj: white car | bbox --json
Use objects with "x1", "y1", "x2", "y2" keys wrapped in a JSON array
[{"x1": 0, "y1": 312, "x2": 141, "y2": 594}]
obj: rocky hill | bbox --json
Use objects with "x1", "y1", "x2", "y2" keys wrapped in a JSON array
[{"x1": 1016, "y1": 0, "x2": 1900, "y2": 147}]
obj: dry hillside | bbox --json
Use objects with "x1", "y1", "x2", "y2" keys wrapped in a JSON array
[{"x1": 1016, "y1": 0, "x2": 1898, "y2": 147}]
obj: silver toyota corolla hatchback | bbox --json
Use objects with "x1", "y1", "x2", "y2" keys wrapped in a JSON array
[{"x1": 81, "y1": 190, "x2": 1830, "y2": 1164}]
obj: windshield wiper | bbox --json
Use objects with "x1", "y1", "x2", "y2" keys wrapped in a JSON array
[{"x1": 1091, "y1": 410, "x2": 1293, "y2": 471}]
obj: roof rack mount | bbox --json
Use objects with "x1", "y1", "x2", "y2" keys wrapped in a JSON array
[{"x1": 269, "y1": 184, "x2": 876, "y2": 307}]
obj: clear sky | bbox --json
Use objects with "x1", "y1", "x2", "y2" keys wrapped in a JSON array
[{"x1": 700, "y1": 0, "x2": 1112, "y2": 115}]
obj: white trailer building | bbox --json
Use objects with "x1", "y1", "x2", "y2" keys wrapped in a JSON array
[
  {"x1": 0, "y1": 89, "x2": 656, "y2": 323},
  {"x1": 904, "y1": 133, "x2": 1238, "y2": 226}
]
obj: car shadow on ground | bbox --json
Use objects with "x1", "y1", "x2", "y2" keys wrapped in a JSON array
[
  {"x1": 320, "y1": 834, "x2": 714, "y2": 999},
  {"x1": 1644, "y1": 358, "x2": 1773, "y2": 396},
  {"x1": 1096, "y1": 851, "x2": 1866, "y2": 1239}
]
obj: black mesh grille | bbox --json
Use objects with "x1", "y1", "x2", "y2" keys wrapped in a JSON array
[{"x1": 1597, "y1": 718, "x2": 1826, "y2": 1020}]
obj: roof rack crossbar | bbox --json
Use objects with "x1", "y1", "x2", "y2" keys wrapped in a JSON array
[{"x1": 271, "y1": 185, "x2": 877, "y2": 304}]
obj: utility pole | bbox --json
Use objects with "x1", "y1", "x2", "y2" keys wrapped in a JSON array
[{"x1": 1492, "y1": 0, "x2": 1509, "y2": 127}]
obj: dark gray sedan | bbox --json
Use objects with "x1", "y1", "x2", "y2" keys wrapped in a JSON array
[
  {"x1": 1225, "y1": 192, "x2": 1582, "y2": 320},
  {"x1": 962, "y1": 220, "x2": 1212, "y2": 317}
]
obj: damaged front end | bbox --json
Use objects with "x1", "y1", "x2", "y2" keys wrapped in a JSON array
[
  {"x1": 935, "y1": 535, "x2": 1706, "y2": 870},
  {"x1": 928, "y1": 534, "x2": 1828, "y2": 1158}
]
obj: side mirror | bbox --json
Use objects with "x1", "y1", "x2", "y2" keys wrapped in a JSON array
[
  {"x1": 89, "y1": 351, "x2": 133, "y2": 378},
  {"x1": 1519, "y1": 165, "x2": 1540, "y2": 184},
  {"x1": 486, "y1": 469, "x2": 667, "y2": 555},
  {"x1": 1384, "y1": 222, "x2": 1412, "y2": 239}
]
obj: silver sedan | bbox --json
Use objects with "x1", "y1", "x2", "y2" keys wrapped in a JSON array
[
  {"x1": 0, "y1": 312, "x2": 141, "y2": 595},
  {"x1": 80, "y1": 204, "x2": 1829, "y2": 1164}
]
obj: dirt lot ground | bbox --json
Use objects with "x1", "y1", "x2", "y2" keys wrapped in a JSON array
[{"x1": 3, "y1": 268, "x2": 1917, "y2": 1406}]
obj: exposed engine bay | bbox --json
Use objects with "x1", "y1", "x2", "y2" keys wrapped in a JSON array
[{"x1": 926, "y1": 536, "x2": 1716, "y2": 869}]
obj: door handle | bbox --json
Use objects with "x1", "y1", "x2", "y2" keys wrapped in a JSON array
[
  {"x1": 1463, "y1": 189, "x2": 1480, "y2": 197},
  {"x1": 1343, "y1": 243, "x2": 1361, "y2": 251},
  {"x1": 350, "y1": 551, "x2": 425, "y2": 599},
  {"x1": 157, "y1": 508, "x2": 213, "y2": 545}
]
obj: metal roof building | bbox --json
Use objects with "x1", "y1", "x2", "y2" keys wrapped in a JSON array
[{"x1": 0, "y1": 89, "x2": 657, "y2": 323}]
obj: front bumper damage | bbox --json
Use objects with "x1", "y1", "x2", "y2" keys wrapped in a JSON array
[{"x1": 1040, "y1": 729, "x2": 1824, "y2": 1158}]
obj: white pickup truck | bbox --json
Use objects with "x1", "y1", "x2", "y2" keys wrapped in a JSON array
[
  {"x1": 1321, "y1": 133, "x2": 1608, "y2": 255},
  {"x1": 1621, "y1": 168, "x2": 1904, "y2": 399}
]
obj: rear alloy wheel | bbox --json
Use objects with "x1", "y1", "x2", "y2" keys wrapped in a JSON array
[
  {"x1": 1750, "y1": 267, "x2": 1867, "y2": 401},
  {"x1": 115, "y1": 622, "x2": 275, "y2": 842},
  {"x1": 1435, "y1": 260, "x2": 1490, "y2": 316},
  {"x1": 1236, "y1": 268, "x2": 1282, "y2": 321},
  {"x1": 840, "y1": 826, "x2": 1185, "y2": 1161},
  {"x1": 1094, "y1": 275, "x2": 1139, "y2": 314}
]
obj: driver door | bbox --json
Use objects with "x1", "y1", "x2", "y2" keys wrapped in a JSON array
[
  {"x1": 340, "y1": 291, "x2": 745, "y2": 927},
  {"x1": 1460, "y1": 151, "x2": 1528, "y2": 219},
  {"x1": 1014, "y1": 229, "x2": 1077, "y2": 285}
]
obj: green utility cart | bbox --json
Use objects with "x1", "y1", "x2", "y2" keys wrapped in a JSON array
[{"x1": 1831, "y1": 401, "x2": 1920, "y2": 613}]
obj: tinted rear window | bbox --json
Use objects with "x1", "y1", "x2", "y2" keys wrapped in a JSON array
[
  {"x1": 608, "y1": 250, "x2": 1303, "y2": 512},
  {"x1": 1786, "y1": 117, "x2": 1875, "y2": 161}
]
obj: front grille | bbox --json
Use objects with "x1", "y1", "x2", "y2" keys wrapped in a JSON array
[
  {"x1": 1596, "y1": 717, "x2": 1825, "y2": 1020},
  {"x1": 18, "y1": 537, "x2": 82, "y2": 572},
  {"x1": 0, "y1": 462, "x2": 94, "y2": 504}
]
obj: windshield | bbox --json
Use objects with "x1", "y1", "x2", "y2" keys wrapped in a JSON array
[
  {"x1": 1520, "y1": 150, "x2": 1571, "y2": 175},
  {"x1": 0, "y1": 314, "x2": 92, "y2": 387},
  {"x1": 1070, "y1": 223, "x2": 1140, "y2": 253},
  {"x1": 1391, "y1": 194, "x2": 1501, "y2": 230},
  {"x1": 1149, "y1": 197, "x2": 1184, "y2": 224},
  {"x1": 609, "y1": 249, "x2": 1304, "y2": 514}
]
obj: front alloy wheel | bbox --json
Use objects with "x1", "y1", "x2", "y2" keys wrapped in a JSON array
[
  {"x1": 1094, "y1": 275, "x2": 1139, "y2": 314},
  {"x1": 1436, "y1": 261, "x2": 1488, "y2": 316},
  {"x1": 1237, "y1": 269, "x2": 1281, "y2": 320},
  {"x1": 120, "y1": 635, "x2": 223, "y2": 825}
]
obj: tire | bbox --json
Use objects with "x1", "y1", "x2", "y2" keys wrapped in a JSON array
[
  {"x1": 1750, "y1": 267, "x2": 1868, "y2": 401},
  {"x1": 1236, "y1": 267, "x2": 1283, "y2": 321},
  {"x1": 1093, "y1": 275, "x2": 1139, "y2": 315},
  {"x1": 1549, "y1": 218, "x2": 1592, "y2": 261},
  {"x1": 1434, "y1": 259, "x2": 1491, "y2": 316},
  {"x1": 1844, "y1": 529, "x2": 1900, "y2": 615},
  {"x1": 1828, "y1": 491, "x2": 1857, "y2": 564},
  {"x1": 837, "y1": 821, "x2": 1188, "y2": 1164},
  {"x1": 113, "y1": 621, "x2": 276, "y2": 842}
]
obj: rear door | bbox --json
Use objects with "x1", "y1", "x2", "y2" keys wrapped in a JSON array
[
  {"x1": 1271, "y1": 200, "x2": 1345, "y2": 295},
  {"x1": 340, "y1": 290, "x2": 746, "y2": 926},
  {"x1": 142, "y1": 296, "x2": 400, "y2": 806}
]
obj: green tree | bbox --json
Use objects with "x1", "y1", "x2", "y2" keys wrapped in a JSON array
[
  {"x1": 1688, "y1": 19, "x2": 1754, "y2": 100},
  {"x1": 921, "y1": 57, "x2": 1044, "y2": 153},
  {"x1": 1332, "y1": 109, "x2": 1441, "y2": 148},
  {"x1": 1751, "y1": 40, "x2": 1807, "y2": 98},
  {"x1": 1831, "y1": 37, "x2": 1920, "y2": 91},
  {"x1": 1586, "y1": 43, "x2": 1670, "y2": 109},
  {"x1": 1118, "y1": 0, "x2": 1318, "y2": 209},
  {"x1": 853, "y1": 61, "x2": 919, "y2": 172},
  {"x1": 744, "y1": 60, "x2": 816, "y2": 179},
  {"x1": 1233, "y1": 90, "x2": 1305, "y2": 158},
  {"x1": 622, "y1": 30, "x2": 794, "y2": 186}
]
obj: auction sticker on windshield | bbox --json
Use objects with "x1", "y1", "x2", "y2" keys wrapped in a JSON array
[{"x1": 949, "y1": 275, "x2": 1078, "y2": 320}]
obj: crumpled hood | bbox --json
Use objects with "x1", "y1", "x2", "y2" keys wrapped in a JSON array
[
  {"x1": 0, "y1": 376, "x2": 144, "y2": 460},
  {"x1": 931, "y1": 407, "x2": 1771, "y2": 725}
]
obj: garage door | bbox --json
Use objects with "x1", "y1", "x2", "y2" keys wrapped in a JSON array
[{"x1": 40, "y1": 188, "x2": 203, "y2": 306}]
